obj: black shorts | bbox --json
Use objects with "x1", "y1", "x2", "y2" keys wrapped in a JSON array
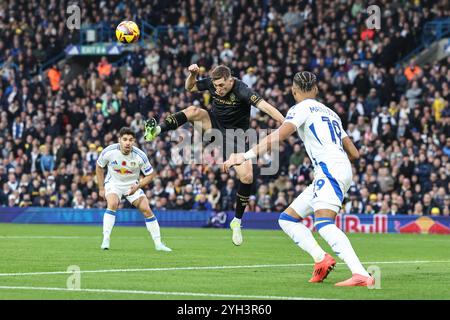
[{"x1": 207, "y1": 110, "x2": 250, "y2": 161}]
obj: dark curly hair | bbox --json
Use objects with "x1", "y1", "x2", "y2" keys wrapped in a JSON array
[{"x1": 293, "y1": 71, "x2": 317, "y2": 92}]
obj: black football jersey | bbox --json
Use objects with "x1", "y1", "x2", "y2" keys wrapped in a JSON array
[{"x1": 196, "y1": 77, "x2": 262, "y2": 130}]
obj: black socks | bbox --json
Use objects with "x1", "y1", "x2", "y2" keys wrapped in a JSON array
[
  {"x1": 235, "y1": 182, "x2": 252, "y2": 219},
  {"x1": 159, "y1": 111, "x2": 188, "y2": 133}
]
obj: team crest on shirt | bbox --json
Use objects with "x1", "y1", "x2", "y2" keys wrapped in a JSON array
[{"x1": 130, "y1": 161, "x2": 136, "y2": 167}]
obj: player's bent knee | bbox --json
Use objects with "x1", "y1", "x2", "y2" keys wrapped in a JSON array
[
  {"x1": 314, "y1": 208, "x2": 337, "y2": 219},
  {"x1": 143, "y1": 212, "x2": 152, "y2": 218},
  {"x1": 141, "y1": 208, "x2": 154, "y2": 218},
  {"x1": 185, "y1": 106, "x2": 201, "y2": 120},
  {"x1": 106, "y1": 201, "x2": 119, "y2": 211},
  {"x1": 239, "y1": 172, "x2": 253, "y2": 184},
  {"x1": 278, "y1": 212, "x2": 301, "y2": 223},
  {"x1": 314, "y1": 217, "x2": 335, "y2": 231}
]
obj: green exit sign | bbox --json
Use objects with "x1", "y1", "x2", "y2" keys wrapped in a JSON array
[
  {"x1": 80, "y1": 45, "x2": 107, "y2": 55},
  {"x1": 65, "y1": 44, "x2": 123, "y2": 56}
]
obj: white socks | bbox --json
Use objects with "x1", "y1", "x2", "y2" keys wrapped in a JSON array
[
  {"x1": 103, "y1": 212, "x2": 163, "y2": 247},
  {"x1": 145, "y1": 216, "x2": 162, "y2": 246},
  {"x1": 278, "y1": 213, "x2": 326, "y2": 263},
  {"x1": 315, "y1": 218, "x2": 369, "y2": 277},
  {"x1": 103, "y1": 210, "x2": 116, "y2": 239}
]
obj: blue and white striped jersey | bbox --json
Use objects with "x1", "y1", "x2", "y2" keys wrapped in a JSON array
[{"x1": 284, "y1": 98, "x2": 349, "y2": 169}]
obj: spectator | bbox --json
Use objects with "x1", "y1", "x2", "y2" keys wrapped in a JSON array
[
  {"x1": 246, "y1": 195, "x2": 261, "y2": 212},
  {"x1": 404, "y1": 60, "x2": 422, "y2": 81},
  {"x1": 405, "y1": 80, "x2": 422, "y2": 109},
  {"x1": 207, "y1": 184, "x2": 221, "y2": 210},
  {"x1": 145, "y1": 49, "x2": 160, "y2": 75},
  {"x1": 242, "y1": 67, "x2": 257, "y2": 89},
  {"x1": 97, "y1": 56, "x2": 112, "y2": 78},
  {"x1": 39, "y1": 145, "x2": 54, "y2": 175},
  {"x1": 372, "y1": 106, "x2": 397, "y2": 136},
  {"x1": 47, "y1": 65, "x2": 61, "y2": 92},
  {"x1": 72, "y1": 190, "x2": 85, "y2": 209},
  {"x1": 193, "y1": 194, "x2": 212, "y2": 211},
  {"x1": 221, "y1": 179, "x2": 236, "y2": 211},
  {"x1": 412, "y1": 202, "x2": 424, "y2": 216},
  {"x1": 289, "y1": 144, "x2": 305, "y2": 167}
]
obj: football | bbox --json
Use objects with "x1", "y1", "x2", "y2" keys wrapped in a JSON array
[{"x1": 115, "y1": 20, "x2": 140, "y2": 44}]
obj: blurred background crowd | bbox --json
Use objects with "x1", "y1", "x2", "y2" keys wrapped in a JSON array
[{"x1": 0, "y1": 0, "x2": 449, "y2": 216}]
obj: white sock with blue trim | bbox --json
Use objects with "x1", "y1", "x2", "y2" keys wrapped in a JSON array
[
  {"x1": 315, "y1": 218, "x2": 369, "y2": 277},
  {"x1": 278, "y1": 212, "x2": 326, "y2": 263},
  {"x1": 103, "y1": 209, "x2": 116, "y2": 239},
  {"x1": 145, "y1": 216, "x2": 162, "y2": 246}
]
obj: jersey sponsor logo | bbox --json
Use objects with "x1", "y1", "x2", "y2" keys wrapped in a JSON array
[
  {"x1": 213, "y1": 96, "x2": 239, "y2": 106},
  {"x1": 114, "y1": 167, "x2": 133, "y2": 175}
]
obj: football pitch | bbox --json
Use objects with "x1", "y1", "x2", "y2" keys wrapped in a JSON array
[{"x1": 0, "y1": 223, "x2": 449, "y2": 300}]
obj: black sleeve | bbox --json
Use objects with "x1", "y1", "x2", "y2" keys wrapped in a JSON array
[
  {"x1": 235, "y1": 81, "x2": 263, "y2": 106},
  {"x1": 195, "y1": 78, "x2": 212, "y2": 92}
]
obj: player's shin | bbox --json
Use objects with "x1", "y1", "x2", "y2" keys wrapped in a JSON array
[
  {"x1": 234, "y1": 182, "x2": 252, "y2": 220},
  {"x1": 145, "y1": 216, "x2": 162, "y2": 246},
  {"x1": 278, "y1": 212, "x2": 326, "y2": 262},
  {"x1": 103, "y1": 209, "x2": 116, "y2": 239},
  {"x1": 315, "y1": 217, "x2": 370, "y2": 277}
]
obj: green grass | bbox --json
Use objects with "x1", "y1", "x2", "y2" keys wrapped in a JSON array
[{"x1": 0, "y1": 223, "x2": 450, "y2": 300}]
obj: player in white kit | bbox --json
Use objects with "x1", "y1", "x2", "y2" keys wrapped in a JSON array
[
  {"x1": 95, "y1": 127, "x2": 171, "y2": 252},
  {"x1": 223, "y1": 71, "x2": 374, "y2": 287}
]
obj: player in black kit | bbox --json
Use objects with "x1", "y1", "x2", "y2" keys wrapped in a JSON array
[{"x1": 144, "y1": 64, "x2": 284, "y2": 246}]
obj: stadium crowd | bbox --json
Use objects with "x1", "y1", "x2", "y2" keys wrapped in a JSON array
[{"x1": 0, "y1": 0, "x2": 449, "y2": 216}]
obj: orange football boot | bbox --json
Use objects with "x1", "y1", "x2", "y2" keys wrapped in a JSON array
[
  {"x1": 309, "y1": 253, "x2": 336, "y2": 283},
  {"x1": 335, "y1": 274, "x2": 375, "y2": 287}
]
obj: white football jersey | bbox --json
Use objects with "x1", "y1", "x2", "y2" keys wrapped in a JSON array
[
  {"x1": 284, "y1": 98, "x2": 349, "y2": 168},
  {"x1": 97, "y1": 143, "x2": 153, "y2": 187}
]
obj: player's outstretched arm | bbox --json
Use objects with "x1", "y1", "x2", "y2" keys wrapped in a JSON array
[
  {"x1": 96, "y1": 163, "x2": 106, "y2": 199},
  {"x1": 185, "y1": 64, "x2": 200, "y2": 92},
  {"x1": 255, "y1": 100, "x2": 285, "y2": 123},
  {"x1": 223, "y1": 122, "x2": 296, "y2": 171},
  {"x1": 343, "y1": 136, "x2": 360, "y2": 162}
]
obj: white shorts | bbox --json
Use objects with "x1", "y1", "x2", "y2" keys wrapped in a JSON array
[
  {"x1": 289, "y1": 160, "x2": 352, "y2": 218},
  {"x1": 105, "y1": 183, "x2": 146, "y2": 204}
]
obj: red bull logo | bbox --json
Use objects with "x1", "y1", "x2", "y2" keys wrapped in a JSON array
[
  {"x1": 302, "y1": 214, "x2": 388, "y2": 233},
  {"x1": 114, "y1": 167, "x2": 133, "y2": 175},
  {"x1": 395, "y1": 216, "x2": 450, "y2": 235},
  {"x1": 337, "y1": 214, "x2": 388, "y2": 233}
]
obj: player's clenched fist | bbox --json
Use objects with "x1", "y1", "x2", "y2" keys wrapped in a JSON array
[{"x1": 188, "y1": 64, "x2": 200, "y2": 75}]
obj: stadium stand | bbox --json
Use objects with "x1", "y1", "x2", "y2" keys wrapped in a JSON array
[{"x1": 0, "y1": 0, "x2": 449, "y2": 217}]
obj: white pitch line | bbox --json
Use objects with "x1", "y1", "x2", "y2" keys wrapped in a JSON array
[
  {"x1": 0, "y1": 286, "x2": 328, "y2": 300},
  {"x1": 0, "y1": 236, "x2": 84, "y2": 239},
  {"x1": 0, "y1": 260, "x2": 449, "y2": 277}
]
